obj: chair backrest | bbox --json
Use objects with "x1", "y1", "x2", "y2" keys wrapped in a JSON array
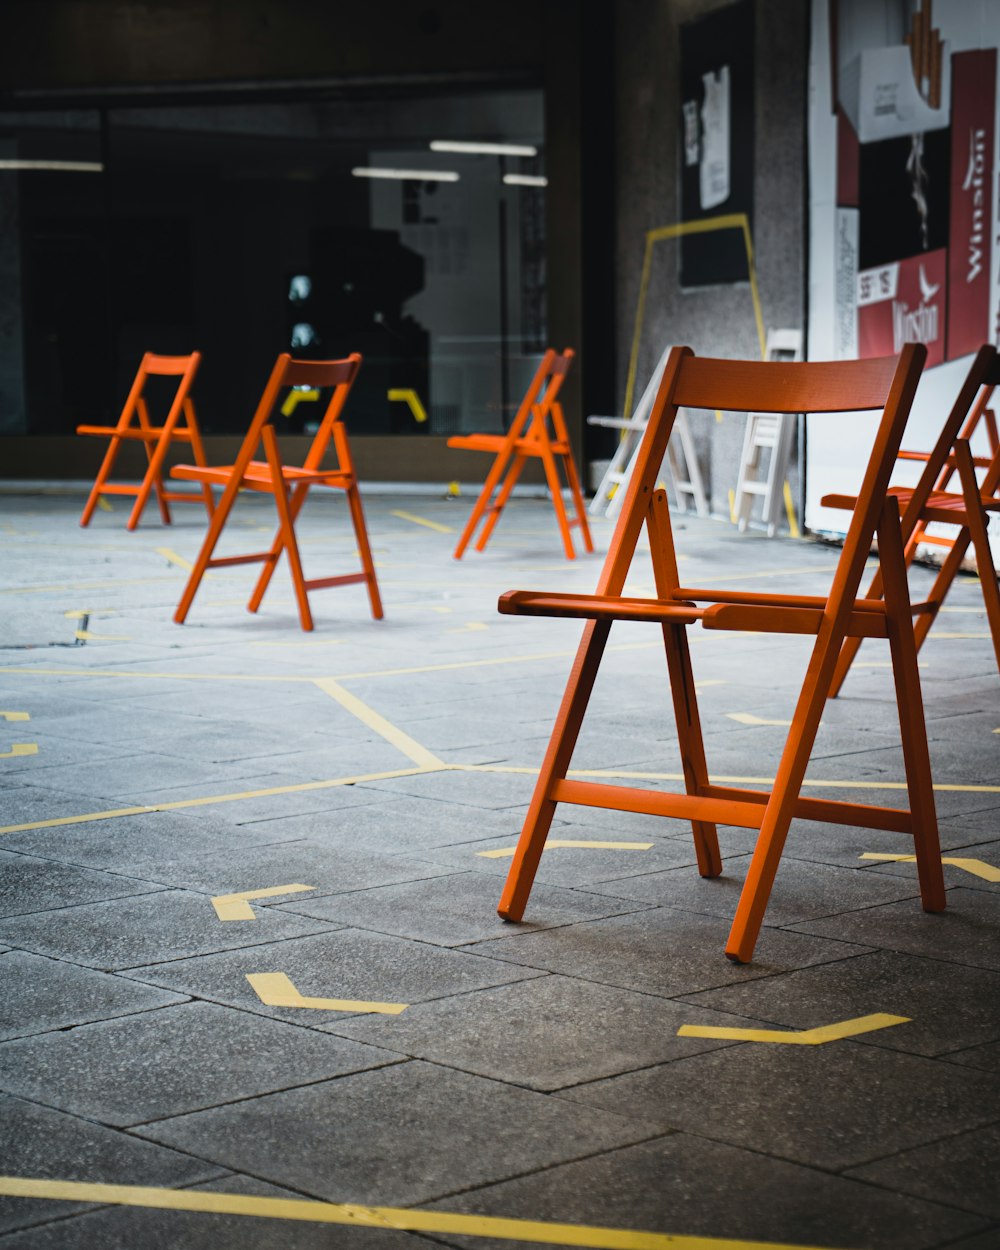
[
  {"x1": 900, "y1": 345, "x2": 998, "y2": 532},
  {"x1": 507, "y1": 348, "x2": 574, "y2": 439},
  {"x1": 230, "y1": 352, "x2": 363, "y2": 480},
  {"x1": 604, "y1": 345, "x2": 927, "y2": 610},
  {"x1": 117, "y1": 351, "x2": 201, "y2": 429}
]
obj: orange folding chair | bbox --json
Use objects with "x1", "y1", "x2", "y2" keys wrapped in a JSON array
[
  {"x1": 495, "y1": 343, "x2": 945, "y2": 964},
  {"x1": 77, "y1": 351, "x2": 213, "y2": 531},
  {"x1": 825, "y1": 346, "x2": 1000, "y2": 692},
  {"x1": 171, "y1": 352, "x2": 382, "y2": 632},
  {"x1": 447, "y1": 348, "x2": 593, "y2": 559}
]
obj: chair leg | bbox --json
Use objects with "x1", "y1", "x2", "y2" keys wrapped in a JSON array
[
  {"x1": 879, "y1": 498, "x2": 945, "y2": 913},
  {"x1": 133, "y1": 400, "x2": 171, "y2": 529},
  {"x1": 261, "y1": 427, "x2": 313, "y2": 631},
  {"x1": 912, "y1": 535, "x2": 969, "y2": 650},
  {"x1": 475, "y1": 454, "x2": 526, "y2": 552},
  {"x1": 954, "y1": 439, "x2": 1000, "y2": 675},
  {"x1": 345, "y1": 482, "x2": 384, "y2": 620},
  {"x1": 498, "y1": 619, "x2": 612, "y2": 921},
  {"x1": 562, "y1": 450, "x2": 595, "y2": 554},
  {"x1": 453, "y1": 448, "x2": 515, "y2": 559},
  {"x1": 725, "y1": 628, "x2": 845, "y2": 963},
  {"x1": 79, "y1": 437, "x2": 122, "y2": 527},
  {"x1": 539, "y1": 443, "x2": 576, "y2": 560},
  {"x1": 246, "y1": 481, "x2": 309, "y2": 614},
  {"x1": 184, "y1": 399, "x2": 216, "y2": 519},
  {"x1": 174, "y1": 471, "x2": 245, "y2": 624}
]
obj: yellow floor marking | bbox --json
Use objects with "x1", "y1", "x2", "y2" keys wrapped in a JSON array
[
  {"x1": 854, "y1": 660, "x2": 928, "y2": 669},
  {"x1": 726, "y1": 712, "x2": 791, "y2": 727},
  {"x1": 450, "y1": 621, "x2": 489, "y2": 632},
  {"x1": 0, "y1": 576, "x2": 182, "y2": 596},
  {"x1": 926, "y1": 632, "x2": 991, "y2": 639},
  {"x1": 939, "y1": 606, "x2": 985, "y2": 613},
  {"x1": 0, "y1": 1177, "x2": 843, "y2": 1250},
  {"x1": 0, "y1": 667, "x2": 318, "y2": 684},
  {"x1": 0, "y1": 711, "x2": 29, "y2": 721},
  {"x1": 0, "y1": 766, "x2": 442, "y2": 836},
  {"x1": 727, "y1": 490, "x2": 737, "y2": 524},
  {"x1": 326, "y1": 641, "x2": 662, "y2": 682},
  {"x1": 249, "y1": 638, "x2": 343, "y2": 647},
  {"x1": 0, "y1": 743, "x2": 37, "y2": 759},
  {"x1": 97, "y1": 497, "x2": 113, "y2": 512},
  {"x1": 63, "y1": 610, "x2": 130, "y2": 643},
  {"x1": 312, "y1": 677, "x2": 445, "y2": 770},
  {"x1": 212, "y1": 884, "x2": 315, "y2": 921},
  {"x1": 155, "y1": 547, "x2": 194, "y2": 570},
  {"x1": 478, "y1": 840, "x2": 654, "y2": 859},
  {"x1": 782, "y1": 481, "x2": 800, "y2": 539},
  {"x1": 247, "y1": 973, "x2": 408, "y2": 1015},
  {"x1": 390, "y1": 509, "x2": 453, "y2": 534},
  {"x1": 678, "y1": 1013, "x2": 909, "y2": 1045},
  {"x1": 861, "y1": 853, "x2": 1000, "y2": 882}
]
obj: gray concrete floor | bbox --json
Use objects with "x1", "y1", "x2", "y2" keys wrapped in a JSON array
[{"x1": 0, "y1": 482, "x2": 997, "y2": 1250}]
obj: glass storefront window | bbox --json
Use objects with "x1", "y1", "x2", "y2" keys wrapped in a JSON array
[{"x1": 0, "y1": 88, "x2": 545, "y2": 440}]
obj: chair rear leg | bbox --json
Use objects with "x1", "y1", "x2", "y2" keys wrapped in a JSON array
[
  {"x1": 539, "y1": 444, "x2": 576, "y2": 559},
  {"x1": 260, "y1": 428, "x2": 313, "y2": 631},
  {"x1": 498, "y1": 619, "x2": 612, "y2": 921},
  {"x1": 345, "y1": 483, "x2": 384, "y2": 620},
  {"x1": 475, "y1": 455, "x2": 525, "y2": 551},
  {"x1": 453, "y1": 448, "x2": 515, "y2": 559},
  {"x1": 174, "y1": 473, "x2": 244, "y2": 624},
  {"x1": 879, "y1": 497, "x2": 945, "y2": 912},
  {"x1": 185, "y1": 400, "x2": 216, "y2": 519},
  {"x1": 80, "y1": 438, "x2": 122, "y2": 527},
  {"x1": 954, "y1": 440, "x2": 1000, "y2": 674},
  {"x1": 133, "y1": 399, "x2": 171, "y2": 529},
  {"x1": 562, "y1": 450, "x2": 594, "y2": 553}
]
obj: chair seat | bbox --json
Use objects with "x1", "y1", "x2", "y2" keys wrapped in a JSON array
[{"x1": 172, "y1": 460, "x2": 352, "y2": 489}]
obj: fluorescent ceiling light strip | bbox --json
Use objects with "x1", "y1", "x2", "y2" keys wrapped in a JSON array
[
  {"x1": 0, "y1": 160, "x2": 104, "y2": 173},
  {"x1": 430, "y1": 140, "x2": 538, "y2": 157},
  {"x1": 352, "y1": 166, "x2": 458, "y2": 182},
  {"x1": 503, "y1": 173, "x2": 548, "y2": 187}
]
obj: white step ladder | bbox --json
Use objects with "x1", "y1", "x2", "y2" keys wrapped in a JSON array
[
  {"x1": 588, "y1": 345, "x2": 709, "y2": 520},
  {"x1": 733, "y1": 329, "x2": 803, "y2": 536}
]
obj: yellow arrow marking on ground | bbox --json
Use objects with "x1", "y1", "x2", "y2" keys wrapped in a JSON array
[
  {"x1": 63, "y1": 610, "x2": 130, "y2": 642},
  {"x1": 246, "y1": 973, "x2": 407, "y2": 1015},
  {"x1": 726, "y1": 712, "x2": 792, "y2": 727},
  {"x1": 678, "y1": 1013, "x2": 909, "y2": 1045},
  {"x1": 478, "y1": 840, "x2": 654, "y2": 859},
  {"x1": 155, "y1": 547, "x2": 193, "y2": 570},
  {"x1": 0, "y1": 711, "x2": 29, "y2": 722},
  {"x1": 861, "y1": 853, "x2": 1000, "y2": 882},
  {"x1": 0, "y1": 1176, "x2": 843, "y2": 1250},
  {"x1": 212, "y1": 884, "x2": 315, "y2": 921},
  {"x1": 390, "y1": 509, "x2": 452, "y2": 533},
  {"x1": 387, "y1": 387, "x2": 428, "y2": 423},
  {"x1": 0, "y1": 743, "x2": 37, "y2": 759}
]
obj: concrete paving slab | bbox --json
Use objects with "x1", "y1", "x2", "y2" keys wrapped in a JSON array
[
  {"x1": 563, "y1": 1042, "x2": 1000, "y2": 1171},
  {"x1": 0, "y1": 1000, "x2": 400, "y2": 1127},
  {"x1": 460, "y1": 906, "x2": 872, "y2": 999},
  {"x1": 0, "y1": 1095, "x2": 225, "y2": 1235},
  {"x1": 845, "y1": 1122, "x2": 1000, "y2": 1221},
  {"x1": 276, "y1": 871, "x2": 649, "y2": 947},
  {"x1": 421, "y1": 1132, "x2": 986, "y2": 1250},
  {"x1": 789, "y1": 886, "x2": 1000, "y2": 971},
  {"x1": 939, "y1": 1040, "x2": 1000, "y2": 1072},
  {"x1": 0, "y1": 850, "x2": 165, "y2": 917},
  {"x1": 580, "y1": 853, "x2": 921, "y2": 924},
  {"x1": 134, "y1": 1060, "x2": 654, "y2": 1206},
  {"x1": 679, "y1": 949, "x2": 1000, "y2": 1057},
  {"x1": 123, "y1": 927, "x2": 544, "y2": 1026},
  {"x1": 0, "y1": 949, "x2": 187, "y2": 1041},
  {"x1": 330, "y1": 973, "x2": 771, "y2": 1090},
  {"x1": 0, "y1": 889, "x2": 339, "y2": 971}
]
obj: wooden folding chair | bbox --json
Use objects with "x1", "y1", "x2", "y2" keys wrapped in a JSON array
[
  {"x1": 495, "y1": 343, "x2": 945, "y2": 964},
  {"x1": 171, "y1": 352, "x2": 382, "y2": 632},
  {"x1": 447, "y1": 348, "x2": 593, "y2": 559},
  {"x1": 77, "y1": 352, "x2": 213, "y2": 531},
  {"x1": 825, "y1": 346, "x2": 1000, "y2": 695}
]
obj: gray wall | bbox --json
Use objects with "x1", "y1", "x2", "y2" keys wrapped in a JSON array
[{"x1": 612, "y1": 0, "x2": 808, "y2": 525}]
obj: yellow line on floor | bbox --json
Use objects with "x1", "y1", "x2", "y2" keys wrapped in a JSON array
[
  {"x1": 212, "y1": 884, "x2": 316, "y2": 920},
  {"x1": 312, "y1": 677, "x2": 446, "y2": 770},
  {"x1": 155, "y1": 547, "x2": 193, "y2": 570},
  {"x1": 0, "y1": 766, "x2": 443, "y2": 836},
  {"x1": 247, "y1": 972, "x2": 408, "y2": 1014},
  {"x1": 390, "y1": 509, "x2": 454, "y2": 534},
  {"x1": 0, "y1": 667, "x2": 318, "y2": 684},
  {"x1": 328, "y1": 641, "x2": 662, "y2": 681},
  {"x1": 678, "y1": 1013, "x2": 909, "y2": 1046},
  {"x1": 478, "y1": 840, "x2": 654, "y2": 858},
  {"x1": 0, "y1": 576, "x2": 184, "y2": 595},
  {"x1": 861, "y1": 853, "x2": 1000, "y2": 882},
  {"x1": 0, "y1": 1177, "x2": 844, "y2": 1250}
]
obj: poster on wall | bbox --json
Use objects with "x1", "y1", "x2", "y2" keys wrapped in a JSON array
[
  {"x1": 678, "y1": 0, "x2": 755, "y2": 287},
  {"x1": 807, "y1": 0, "x2": 999, "y2": 537}
]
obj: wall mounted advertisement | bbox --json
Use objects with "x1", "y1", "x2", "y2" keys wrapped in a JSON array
[{"x1": 807, "y1": 0, "x2": 999, "y2": 548}]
